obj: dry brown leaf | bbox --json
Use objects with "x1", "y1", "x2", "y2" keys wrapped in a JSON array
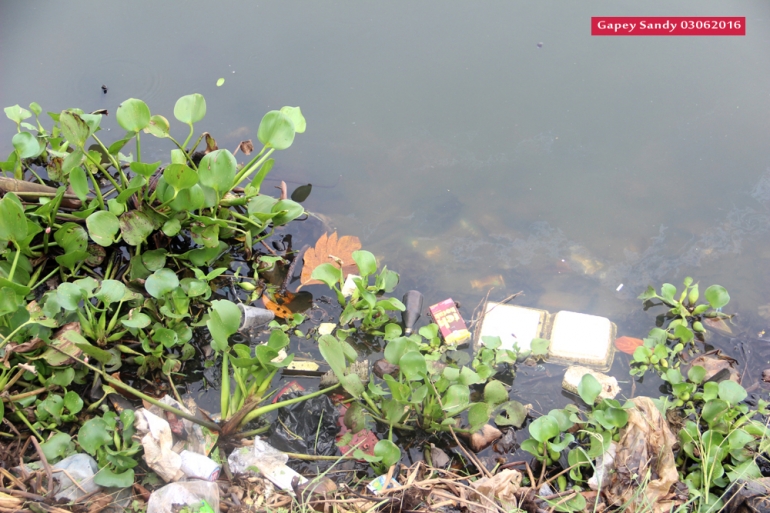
[
  {"x1": 299, "y1": 232, "x2": 361, "y2": 288},
  {"x1": 262, "y1": 290, "x2": 296, "y2": 319}
]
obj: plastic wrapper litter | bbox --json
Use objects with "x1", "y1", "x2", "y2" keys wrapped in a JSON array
[
  {"x1": 268, "y1": 391, "x2": 337, "y2": 456},
  {"x1": 147, "y1": 481, "x2": 219, "y2": 513}
]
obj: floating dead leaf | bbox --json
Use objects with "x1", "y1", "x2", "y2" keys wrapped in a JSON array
[
  {"x1": 759, "y1": 304, "x2": 770, "y2": 320},
  {"x1": 299, "y1": 232, "x2": 361, "y2": 288},
  {"x1": 466, "y1": 424, "x2": 502, "y2": 452},
  {"x1": 689, "y1": 353, "x2": 740, "y2": 383},
  {"x1": 261, "y1": 290, "x2": 310, "y2": 319},
  {"x1": 702, "y1": 316, "x2": 732, "y2": 335},
  {"x1": 614, "y1": 336, "x2": 644, "y2": 355},
  {"x1": 40, "y1": 322, "x2": 83, "y2": 366}
]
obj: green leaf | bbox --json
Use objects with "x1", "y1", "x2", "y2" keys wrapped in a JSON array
[
  {"x1": 5, "y1": 105, "x2": 32, "y2": 124},
  {"x1": 468, "y1": 402, "x2": 491, "y2": 432},
  {"x1": 145, "y1": 269, "x2": 180, "y2": 298},
  {"x1": 94, "y1": 467, "x2": 135, "y2": 488},
  {"x1": 280, "y1": 106, "x2": 306, "y2": 133},
  {"x1": 530, "y1": 338, "x2": 550, "y2": 356},
  {"x1": 12, "y1": 132, "x2": 40, "y2": 158},
  {"x1": 718, "y1": 380, "x2": 747, "y2": 405},
  {"x1": 373, "y1": 440, "x2": 401, "y2": 468},
  {"x1": 162, "y1": 218, "x2": 181, "y2": 237},
  {"x1": 494, "y1": 400, "x2": 528, "y2": 428},
  {"x1": 688, "y1": 365, "x2": 707, "y2": 384},
  {"x1": 68, "y1": 166, "x2": 89, "y2": 201},
  {"x1": 318, "y1": 334, "x2": 347, "y2": 377},
  {"x1": 210, "y1": 300, "x2": 241, "y2": 334},
  {"x1": 0, "y1": 194, "x2": 28, "y2": 242},
  {"x1": 442, "y1": 384, "x2": 470, "y2": 415},
  {"x1": 216, "y1": 78, "x2": 225, "y2": 87},
  {"x1": 119, "y1": 210, "x2": 154, "y2": 246},
  {"x1": 660, "y1": 283, "x2": 676, "y2": 303},
  {"x1": 459, "y1": 366, "x2": 483, "y2": 386},
  {"x1": 399, "y1": 351, "x2": 426, "y2": 381},
  {"x1": 116, "y1": 99, "x2": 151, "y2": 132},
  {"x1": 40, "y1": 432, "x2": 71, "y2": 462},
  {"x1": 352, "y1": 250, "x2": 377, "y2": 277},
  {"x1": 129, "y1": 161, "x2": 161, "y2": 178},
  {"x1": 577, "y1": 374, "x2": 602, "y2": 405},
  {"x1": 271, "y1": 199, "x2": 304, "y2": 226},
  {"x1": 141, "y1": 249, "x2": 167, "y2": 271},
  {"x1": 78, "y1": 417, "x2": 112, "y2": 455},
  {"x1": 163, "y1": 163, "x2": 198, "y2": 192},
  {"x1": 311, "y1": 263, "x2": 342, "y2": 289},
  {"x1": 96, "y1": 280, "x2": 126, "y2": 305},
  {"x1": 54, "y1": 222, "x2": 87, "y2": 253},
  {"x1": 63, "y1": 390, "x2": 84, "y2": 415},
  {"x1": 121, "y1": 313, "x2": 151, "y2": 330},
  {"x1": 60, "y1": 110, "x2": 90, "y2": 148},
  {"x1": 86, "y1": 211, "x2": 120, "y2": 247},
  {"x1": 483, "y1": 380, "x2": 508, "y2": 406},
  {"x1": 174, "y1": 93, "x2": 206, "y2": 125},
  {"x1": 257, "y1": 110, "x2": 296, "y2": 150},
  {"x1": 145, "y1": 115, "x2": 170, "y2": 138},
  {"x1": 198, "y1": 150, "x2": 236, "y2": 197},
  {"x1": 528, "y1": 414, "x2": 560, "y2": 443},
  {"x1": 705, "y1": 285, "x2": 730, "y2": 309}
]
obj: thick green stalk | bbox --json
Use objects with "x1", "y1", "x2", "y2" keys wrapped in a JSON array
[
  {"x1": 91, "y1": 134, "x2": 127, "y2": 188},
  {"x1": 239, "y1": 384, "x2": 340, "y2": 427},
  {"x1": 7, "y1": 241, "x2": 21, "y2": 283},
  {"x1": 135, "y1": 131, "x2": 141, "y2": 163},
  {"x1": 233, "y1": 147, "x2": 274, "y2": 186},
  {"x1": 83, "y1": 150, "x2": 122, "y2": 193},
  {"x1": 221, "y1": 351, "x2": 230, "y2": 420},
  {"x1": 83, "y1": 166, "x2": 105, "y2": 210}
]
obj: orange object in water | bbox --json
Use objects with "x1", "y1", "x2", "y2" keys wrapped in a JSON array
[{"x1": 614, "y1": 336, "x2": 644, "y2": 355}]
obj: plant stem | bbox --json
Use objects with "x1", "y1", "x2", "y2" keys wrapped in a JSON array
[
  {"x1": 83, "y1": 149, "x2": 122, "y2": 193},
  {"x1": 239, "y1": 384, "x2": 340, "y2": 427},
  {"x1": 182, "y1": 123, "x2": 194, "y2": 150},
  {"x1": 83, "y1": 166, "x2": 105, "y2": 210},
  {"x1": 135, "y1": 131, "x2": 141, "y2": 163},
  {"x1": 221, "y1": 351, "x2": 230, "y2": 420},
  {"x1": 91, "y1": 134, "x2": 127, "y2": 188},
  {"x1": 233, "y1": 148, "x2": 275, "y2": 186},
  {"x1": 7, "y1": 241, "x2": 21, "y2": 283}
]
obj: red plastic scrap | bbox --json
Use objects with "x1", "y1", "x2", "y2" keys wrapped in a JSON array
[
  {"x1": 336, "y1": 404, "x2": 379, "y2": 459},
  {"x1": 271, "y1": 380, "x2": 305, "y2": 403}
]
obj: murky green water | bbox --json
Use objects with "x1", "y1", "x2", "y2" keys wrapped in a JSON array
[{"x1": 4, "y1": 1, "x2": 770, "y2": 409}]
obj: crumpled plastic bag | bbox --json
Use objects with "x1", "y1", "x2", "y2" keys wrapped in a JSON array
[
  {"x1": 268, "y1": 391, "x2": 337, "y2": 456},
  {"x1": 469, "y1": 469, "x2": 522, "y2": 513},
  {"x1": 602, "y1": 397, "x2": 679, "y2": 513},
  {"x1": 723, "y1": 477, "x2": 770, "y2": 513},
  {"x1": 147, "y1": 481, "x2": 219, "y2": 513},
  {"x1": 52, "y1": 453, "x2": 100, "y2": 501},
  {"x1": 144, "y1": 396, "x2": 217, "y2": 455},
  {"x1": 134, "y1": 408, "x2": 184, "y2": 482},
  {"x1": 228, "y1": 438, "x2": 307, "y2": 491}
]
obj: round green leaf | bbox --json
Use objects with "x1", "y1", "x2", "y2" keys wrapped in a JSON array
[
  {"x1": 705, "y1": 285, "x2": 730, "y2": 309},
  {"x1": 311, "y1": 263, "x2": 342, "y2": 289},
  {"x1": 399, "y1": 351, "x2": 426, "y2": 381},
  {"x1": 145, "y1": 268, "x2": 180, "y2": 298},
  {"x1": 12, "y1": 132, "x2": 40, "y2": 158},
  {"x1": 5, "y1": 105, "x2": 32, "y2": 124},
  {"x1": 129, "y1": 161, "x2": 161, "y2": 177},
  {"x1": 59, "y1": 110, "x2": 90, "y2": 148},
  {"x1": 170, "y1": 184, "x2": 206, "y2": 212},
  {"x1": 174, "y1": 93, "x2": 206, "y2": 125},
  {"x1": 718, "y1": 380, "x2": 747, "y2": 405},
  {"x1": 688, "y1": 365, "x2": 707, "y2": 384},
  {"x1": 257, "y1": 110, "x2": 296, "y2": 150},
  {"x1": 119, "y1": 210, "x2": 154, "y2": 246},
  {"x1": 577, "y1": 374, "x2": 602, "y2": 405},
  {"x1": 96, "y1": 280, "x2": 126, "y2": 305},
  {"x1": 279, "y1": 106, "x2": 306, "y2": 134},
  {"x1": 442, "y1": 384, "x2": 470, "y2": 415},
  {"x1": 116, "y1": 98, "x2": 151, "y2": 132},
  {"x1": 163, "y1": 163, "x2": 198, "y2": 192},
  {"x1": 145, "y1": 114, "x2": 170, "y2": 138},
  {"x1": 162, "y1": 218, "x2": 182, "y2": 236},
  {"x1": 210, "y1": 300, "x2": 241, "y2": 335},
  {"x1": 494, "y1": 400, "x2": 528, "y2": 428},
  {"x1": 40, "y1": 432, "x2": 71, "y2": 462},
  {"x1": 216, "y1": 78, "x2": 225, "y2": 87},
  {"x1": 373, "y1": 439, "x2": 401, "y2": 468},
  {"x1": 468, "y1": 402, "x2": 491, "y2": 431},
  {"x1": 86, "y1": 211, "x2": 119, "y2": 247},
  {"x1": 54, "y1": 222, "x2": 87, "y2": 253},
  {"x1": 78, "y1": 417, "x2": 112, "y2": 455},
  {"x1": 484, "y1": 380, "x2": 508, "y2": 406},
  {"x1": 198, "y1": 149, "x2": 236, "y2": 196},
  {"x1": 141, "y1": 249, "x2": 167, "y2": 271},
  {"x1": 352, "y1": 250, "x2": 377, "y2": 277},
  {"x1": 94, "y1": 468, "x2": 134, "y2": 488},
  {"x1": 529, "y1": 414, "x2": 560, "y2": 443},
  {"x1": 121, "y1": 312, "x2": 151, "y2": 329},
  {"x1": 0, "y1": 194, "x2": 28, "y2": 242}
]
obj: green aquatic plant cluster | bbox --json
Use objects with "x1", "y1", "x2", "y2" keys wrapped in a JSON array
[{"x1": 0, "y1": 94, "x2": 316, "y2": 485}]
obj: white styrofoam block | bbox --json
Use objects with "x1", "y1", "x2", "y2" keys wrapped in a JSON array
[
  {"x1": 478, "y1": 303, "x2": 546, "y2": 352},
  {"x1": 549, "y1": 311, "x2": 614, "y2": 368}
]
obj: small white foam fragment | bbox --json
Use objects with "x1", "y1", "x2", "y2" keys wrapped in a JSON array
[
  {"x1": 341, "y1": 274, "x2": 360, "y2": 298},
  {"x1": 562, "y1": 366, "x2": 620, "y2": 402}
]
